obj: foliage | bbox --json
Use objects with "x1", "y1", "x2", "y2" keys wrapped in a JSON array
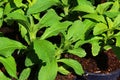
[{"x1": 0, "y1": 0, "x2": 120, "y2": 80}]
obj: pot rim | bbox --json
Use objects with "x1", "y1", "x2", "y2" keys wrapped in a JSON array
[{"x1": 84, "y1": 69, "x2": 120, "y2": 76}]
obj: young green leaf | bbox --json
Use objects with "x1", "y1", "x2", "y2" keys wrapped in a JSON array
[
  {"x1": 58, "y1": 59, "x2": 84, "y2": 75},
  {"x1": 0, "y1": 37, "x2": 26, "y2": 57},
  {"x1": 13, "y1": 0, "x2": 24, "y2": 7},
  {"x1": 0, "y1": 56, "x2": 17, "y2": 79},
  {"x1": 33, "y1": 39, "x2": 55, "y2": 63},
  {"x1": 115, "y1": 36, "x2": 120, "y2": 47},
  {"x1": 0, "y1": 8, "x2": 3, "y2": 27},
  {"x1": 38, "y1": 9, "x2": 62, "y2": 27},
  {"x1": 89, "y1": 37, "x2": 101, "y2": 56},
  {"x1": 61, "y1": 0, "x2": 68, "y2": 5},
  {"x1": 73, "y1": 4, "x2": 95, "y2": 13},
  {"x1": 110, "y1": 0, "x2": 119, "y2": 12},
  {"x1": 83, "y1": 13, "x2": 106, "y2": 23},
  {"x1": 113, "y1": 14, "x2": 120, "y2": 28},
  {"x1": 58, "y1": 66, "x2": 70, "y2": 75},
  {"x1": 0, "y1": 71, "x2": 11, "y2": 80},
  {"x1": 19, "y1": 68, "x2": 31, "y2": 80},
  {"x1": 93, "y1": 23, "x2": 108, "y2": 35},
  {"x1": 96, "y1": 2, "x2": 113, "y2": 14},
  {"x1": 6, "y1": 10, "x2": 30, "y2": 30},
  {"x1": 68, "y1": 48, "x2": 86, "y2": 58},
  {"x1": 106, "y1": 17, "x2": 113, "y2": 29},
  {"x1": 4, "y1": 3, "x2": 14, "y2": 15},
  {"x1": 27, "y1": 0, "x2": 60, "y2": 15},
  {"x1": 40, "y1": 21, "x2": 71, "y2": 40},
  {"x1": 38, "y1": 59, "x2": 58, "y2": 80},
  {"x1": 66, "y1": 20, "x2": 83, "y2": 41},
  {"x1": 25, "y1": 50, "x2": 39, "y2": 67}
]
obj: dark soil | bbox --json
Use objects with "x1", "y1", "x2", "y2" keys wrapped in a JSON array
[{"x1": 55, "y1": 48, "x2": 120, "y2": 80}]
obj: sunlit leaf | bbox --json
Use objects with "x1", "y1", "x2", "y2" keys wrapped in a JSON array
[
  {"x1": 33, "y1": 39, "x2": 55, "y2": 62},
  {"x1": 96, "y1": 2, "x2": 113, "y2": 14},
  {"x1": 58, "y1": 59, "x2": 84, "y2": 75},
  {"x1": 0, "y1": 71, "x2": 11, "y2": 80},
  {"x1": 27, "y1": 0, "x2": 60, "y2": 14},
  {"x1": 68, "y1": 48, "x2": 86, "y2": 57},
  {"x1": 40, "y1": 21, "x2": 71, "y2": 39},
  {"x1": 93, "y1": 23, "x2": 108, "y2": 35}
]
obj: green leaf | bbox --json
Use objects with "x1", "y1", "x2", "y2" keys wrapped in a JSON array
[
  {"x1": 90, "y1": 38, "x2": 101, "y2": 56},
  {"x1": 0, "y1": 37, "x2": 26, "y2": 57},
  {"x1": 40, "y1": 21, "x2": 71, "y2": 39},
  {"x1": 58, "y1": 66, "x2": 70, "y2": 75},
  {"x1": 96, "y1": 2, "x2": 113, "y2": 14},
  {"x1": 73, "y1": 4, "x2": 95, "y2": 13},
  {"x1": 19, "y1": 68, "x2": 31, "y2": 80},
  {"x1": 83, "y1": 13, "x2": 106, "y2": 23},
  {"x1": 0, "y1": 56, "x2": 17, "y2": 79},
  {"x1": 115, "y1": 36, "x2": 120, "y2": 47},
  {"x1": 110, "y1": 0, "x2": 119, "y2": 12},
  {"x1": 4, "y1": 3, "x2": 14, "y2": 15},
  {"x1": 58, "y1": 59, "x2": 84, "y2": 75},
  {"x1": 33, "y1": 39, "x2": 55, "y2": 62},
  {"x1": 38, "y1": 59, "x2": 58, "y2": 80},
  {"x1": 38, "y1": 9, "x2": 61, "y2": 27},
  {"x1": 66, "y1": 20, "x2": 94, "y2": 42},
  {"x1": 27, "y1": 0, "x2": 59, "y2": 15},
  {"x1": 6, "y1": 10, "x2": 30, "y2": 30},
  {"x1": 113, "y1": 14, "x2": 120, "y2": 28},
  {"x1": 77, "y1": 0, "x2": 93, "y2": 6},
  {"x1": 25, "y1": 50, "x2": 39, "y2": 67},
  {"x1": 93, "y1": 23, "x2": 108, "y2": 35},
  {"x1": 0, "y1": 8, "x2": 3, "y2": 27},
  {"x1": 104, "y1": 11, "x2": 120, "y2": 18},
  {"x1": 68, "y1": 48, "x2": 86, "y2": 57},
  {"x1": 66, "y1": 20, "x2": 83, "y2": 41},
  {"x1": 0, "y1": 71, "x2": 11, "y2": 80},
  {"x1": 106, "y1": 17, "x2": 113, "y2": 29},
  {"x1": 0, "y1": 8, "x2": 3, "y2": 18},
  {"x1": 13, "y1": 0, "x2": 26, "y2": 7},
  {"x1": 61, "y1": 0, "x2": 68, "y2": 5}
]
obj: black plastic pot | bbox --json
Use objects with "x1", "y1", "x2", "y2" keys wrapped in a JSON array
[{"x1": 76, "y1": 69, "x2": 120, "y2": 80}]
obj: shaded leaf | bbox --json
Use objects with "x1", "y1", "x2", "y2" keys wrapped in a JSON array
[
  {"x1": 115, "y1": 36, "x2": 120, "y2": 47},
  {"x1": 0, "y1": 37, "x2": 26, "y2": 57},
  {"x1": 38, "y1": 59, "x2": 57, "y2": 80},
  {"x1": 19, "y1": 68, "x2": 31, "y2": 80},
  {"x1": 0, "y1": 56, "x2": 17, "y2": 79}
]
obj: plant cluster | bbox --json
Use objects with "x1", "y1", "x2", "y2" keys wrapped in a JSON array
[{"x1": 0, "y1": 0, "x2": 120, "y2": 80}]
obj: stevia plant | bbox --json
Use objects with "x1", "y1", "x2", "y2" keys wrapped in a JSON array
[
  {"x1": 0, "y1": 0, "x2": 96, "y2": 80},
  {"x1": 1, "y1": 0, "x2": 120, "y2": 80},
  {"x1": 74, "y1": 0, "x2": 120, "y2": 56}
]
